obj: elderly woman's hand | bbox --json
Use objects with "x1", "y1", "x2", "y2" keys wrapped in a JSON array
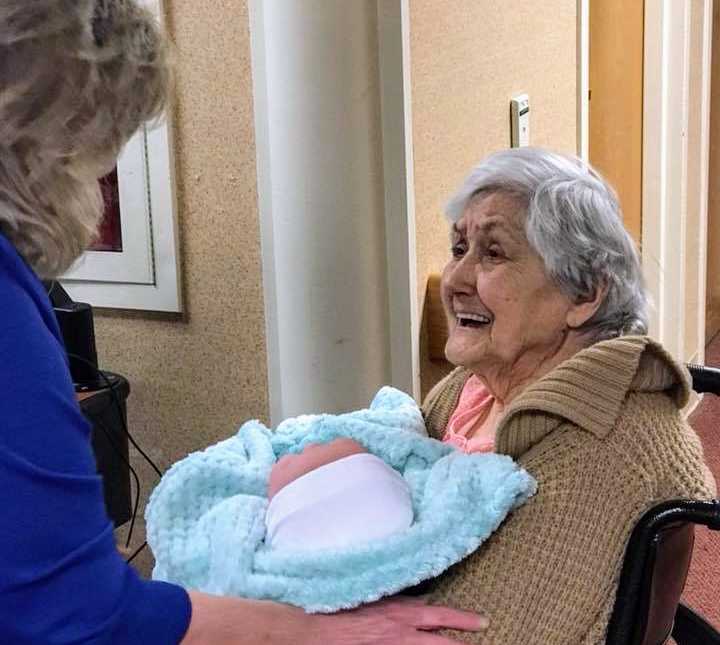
[{"x1": 184, "y1": 592, "x2": 488, "y2": 645}]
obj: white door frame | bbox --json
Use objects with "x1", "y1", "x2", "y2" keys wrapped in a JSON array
[
  {"x1": 376, "y1": 0, "x2": 421, "y2": 402},
  {"x1": 642, "y1": 0, "x2": 713, "y2": 364},
  {"x1": 578, "y1": 0, "x2": 713, "y2": 364}
]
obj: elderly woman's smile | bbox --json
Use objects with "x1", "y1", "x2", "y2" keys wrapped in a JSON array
[{"x1": 440, "y1": 191, "x2": 600, "y2": 403}]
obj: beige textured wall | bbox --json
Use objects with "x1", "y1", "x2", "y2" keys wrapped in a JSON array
[
  {"x1": 96, "y1": 0, "x2": 268, "y2": 481},
  {"x1": 409, "y1": 0, "x2": 578, "y2": 396}
]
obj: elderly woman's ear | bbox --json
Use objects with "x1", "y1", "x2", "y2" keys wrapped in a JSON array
[{"x1": 565, "y1": 281, "x2": 609, "y2": 330}]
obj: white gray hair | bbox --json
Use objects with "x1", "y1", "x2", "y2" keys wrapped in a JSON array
[
  {"x1": 0, "y1": 0, "x2": 171, "y2": 278},
  {"x1": 446, "y1": 147, "x2": 648, "y2": 341}
]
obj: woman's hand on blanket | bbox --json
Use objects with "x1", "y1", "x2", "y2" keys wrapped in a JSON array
[
  {"x1": 308, "y1": 596, "x2": 489, "y2": 644},
  {"x1": 182, "y1": 592, "x2": 488, "y2": 645}
]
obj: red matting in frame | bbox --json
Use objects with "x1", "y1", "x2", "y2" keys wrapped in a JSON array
[{"x1": 90, "y1": 168, "x2": 123, "y2": 252}]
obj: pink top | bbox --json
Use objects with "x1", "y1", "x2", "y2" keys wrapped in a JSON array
[{"x1": 443, "y1": 375, "x2": 496, "y2": 454}]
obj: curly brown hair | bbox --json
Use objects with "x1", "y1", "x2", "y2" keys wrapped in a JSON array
[{"x1": 0, "y1": 0, "x2": 171, "y2": 277}]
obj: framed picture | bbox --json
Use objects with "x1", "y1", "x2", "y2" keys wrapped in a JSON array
[{"x1": 61, "y1": 0, "x2": 181, "y2": 312}]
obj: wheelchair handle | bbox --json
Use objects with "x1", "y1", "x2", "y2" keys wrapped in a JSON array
[{"x1": 687, "y1": 363, "x2": 720, "y2": 395}]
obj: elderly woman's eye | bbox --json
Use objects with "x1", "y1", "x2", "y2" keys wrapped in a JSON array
[
  {"x1": 451, "y1": 243, "x2": 467, "y2": 258},
  {"x1": 485, "y1": 246, "x2": 503, "y2": 260}
]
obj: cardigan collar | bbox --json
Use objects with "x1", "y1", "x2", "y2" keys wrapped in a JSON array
[{"x1": 493, "y1": 335, "x2": 691, "y2": 459}]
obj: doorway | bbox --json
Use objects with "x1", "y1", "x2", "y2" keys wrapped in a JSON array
[
  {"x1": 585, "y1": 0, "x2": 712, "y2": 365},
  {"x1": 706, "y1": 2, "x2": 720, "y2": 344},
  {"x1": 588, "y1": 0, "x2": 644, "y2": 246}
]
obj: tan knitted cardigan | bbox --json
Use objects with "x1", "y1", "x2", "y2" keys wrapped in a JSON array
[{"x1": 422, "y1": 336, "x2": 716, "y2": 645}]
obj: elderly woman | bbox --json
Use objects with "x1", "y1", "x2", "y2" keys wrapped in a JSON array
[
  {"x1": 422, "y1": 147, "x2": 716, "y2": 644},
  {"x1": 0, "y1": 1, "x2": 486, "y2": 643}
]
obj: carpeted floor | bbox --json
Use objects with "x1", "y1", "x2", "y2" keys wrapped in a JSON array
[{"x1": 682, "y1": 334, "x2": 720, "y2": 628}]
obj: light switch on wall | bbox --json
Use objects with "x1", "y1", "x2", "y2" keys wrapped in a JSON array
[{"x1": 510, "y1": 94, "x2": 530, "y2": 147}]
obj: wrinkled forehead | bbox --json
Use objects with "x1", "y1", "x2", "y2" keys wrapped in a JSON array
[{"x1": 453, "y1": 191, "x2": 527, "y2": 240}]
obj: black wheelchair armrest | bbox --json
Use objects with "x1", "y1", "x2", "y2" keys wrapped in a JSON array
[
  {"x1": 655, "y1": 499, "x2": 720, "y2": 531},
  {"x1": 672, "y1": 603, "x2": 720, "y2": 644},
  {"x1": 686, "y1": 364, "x2": 720, "y2": 395},
  {"x1": 606, "y1": 499, "x2": 720, "y2": 645}
]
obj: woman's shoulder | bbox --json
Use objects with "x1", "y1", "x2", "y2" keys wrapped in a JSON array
[
  {"x1": 613, "y1": 391, "x2": 717, "y2": 499},
  {"x1": 421, "y1": 367, "x2": 470, "y2": 439},
  {"x1": 0, "y1": 231, "x2": 54, "y2": 330},
  {"x1": 532, "y1": 383, "x2": 713, "y2": 496},
  {"x1": 513, "y1": 385, "x2": 712, "y2": 500}
]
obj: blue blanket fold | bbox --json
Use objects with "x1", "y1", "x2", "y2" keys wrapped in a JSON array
[{"x1": 146, "y1": 387, "x2": 536, "y2": 612}]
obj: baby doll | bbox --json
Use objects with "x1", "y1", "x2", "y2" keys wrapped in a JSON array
[
  {"x1": 265, "y1": 438, "x2": 414, "y2": 551},
  {"x1": 147, "y1": 386, "x2": 536, "y2": 612}
]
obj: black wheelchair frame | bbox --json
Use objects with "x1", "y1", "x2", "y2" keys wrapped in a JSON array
[{"x1": 606, "y1": 364, "x2": 720, "y2": 645}]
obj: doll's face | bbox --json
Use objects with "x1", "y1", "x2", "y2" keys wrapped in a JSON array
[{"x1": 268, "y1": 438, "x2": 366, "y2": 500}]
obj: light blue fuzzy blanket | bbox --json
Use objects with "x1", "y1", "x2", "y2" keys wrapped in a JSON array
[{"x1": 146, "y1": 387, "x2": 536, "y2": 613}]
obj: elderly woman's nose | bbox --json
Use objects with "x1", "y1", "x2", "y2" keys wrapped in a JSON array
[{"x1": 446, "y1": 254, "x2": 476, "y2": 291}]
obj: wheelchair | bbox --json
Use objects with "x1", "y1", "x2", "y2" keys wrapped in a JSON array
[{"x1": 606, "y1": 364, "x2": 720, "y2": 645}]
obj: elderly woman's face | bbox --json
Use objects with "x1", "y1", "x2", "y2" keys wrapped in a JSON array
[{"x1": 441, "y1": 192, "x2": 575, "y2": 375}]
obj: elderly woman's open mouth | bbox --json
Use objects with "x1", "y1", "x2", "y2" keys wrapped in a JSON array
[{"x1": 455, "y1": 311, "x2": 492, "y2": 328}]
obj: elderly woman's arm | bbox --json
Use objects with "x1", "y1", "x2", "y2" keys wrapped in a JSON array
[
  {"x1": 428, "y1": 408, "x2": 713, "y2": 645},
  {"x1": 429, "y1": 437, "x2": 648, "y2": 644}
]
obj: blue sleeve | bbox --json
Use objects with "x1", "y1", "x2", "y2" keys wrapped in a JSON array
[{"x1": 0, "y1": 241, "x2": 192, "y2": 644}]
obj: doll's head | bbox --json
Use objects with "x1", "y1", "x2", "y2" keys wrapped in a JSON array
[{"x1": 268, "y1": 437, "x2": 366, "y2": 500}]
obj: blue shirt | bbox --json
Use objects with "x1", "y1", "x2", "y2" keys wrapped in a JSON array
[{"x1": 0, "y1": 233, "x2": 191, "y2": 644}]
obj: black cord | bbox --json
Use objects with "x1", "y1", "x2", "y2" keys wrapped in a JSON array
[
  {"x1": 126, "y1": 541, "x2": 148, "y2": 565},
  {"x1": 93, "y1": 414, "x2": 142, "y2": 549},
  {"x1": 69, "y1": 354, "x2": 163, "y2": 477},
  {"x1": 68, "y1": 353, "x2": 163, "y2": 563},
  {"x1": 43, "y1": 282, "x2": 159, "y2": 563}
]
